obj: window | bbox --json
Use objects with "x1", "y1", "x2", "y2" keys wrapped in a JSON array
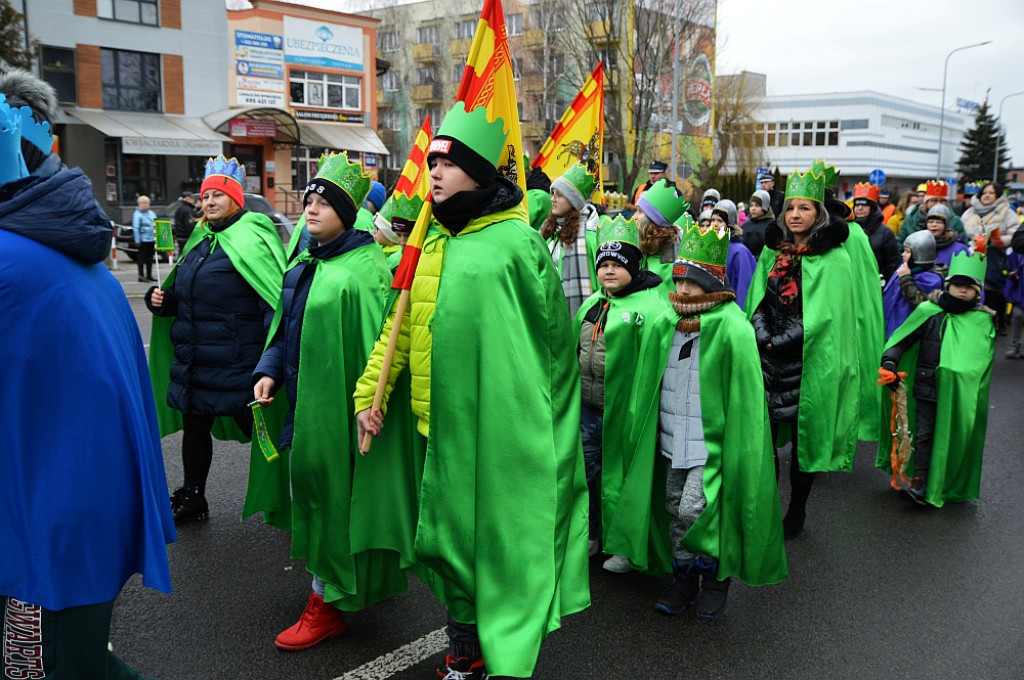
[
  {"x1": 107, "y1": 139, "x2": 165, "y2": 203},
  {"x1": 380, "y1": 110, "x2": 402, "y2": 131},
  {"x1": 40, "y1": 46, "x2": 77, "y2": 104},
  {"x1": 536, "y1": 8, "x2": 566, "y2": 30},
  {"x1": 510, "y1": 56, "x2": 523, "y2": 80},
  {"x1": 591, "y1": 48, "x2": 617, "y2": 71},
  {"x1": 453, "y1": 64, "x2": 465, "y2": 84},
  {"x1": 841, "y1": 119, "x2": 869, "y2": 130},
  {"x1": 290, "y1": 70, "x2": 361, "y2": 111},
  {"x1": 416, "y1": 67, "x2": 439, "y2": 86},
  {"x1": 507, "y1": 13, "x2": 523, "y2": 36},
  {"x1": 418, "y1": 108, "x2": 441, "y2": 135},
  {"x1": 455, "y1": 18, "x2": 477, "y2": 40},
  {"x1": 379, "y1": 31, "x2": 399, "y2": 53},
  {"x1": 101, "y1": 48, "x2": 161, "y2": 112},
  {"x1": 417, "y1": 25, "x2": 440, "y2": 45},
  {"x1": 292, "y1": 146, "x2": 328, "y2": 190},
  {"x1": 381, "y1": 71, "x2": 401, "y2": 92},
  {"x1": 586, "y1": 2, "x2": 617, "y2": 22},
  {"x1": 97, "y1": 0, "x2": 158, "y2": 25},
  {"x1": 545, "y1": 54, "x2": 565, "y2": 77}
]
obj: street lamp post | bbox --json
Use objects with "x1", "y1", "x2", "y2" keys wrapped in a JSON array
[
  {"x1": 992, "y1": 91, "x2": 1024, "y2": 183},
  {"x1": 936, "y1": 40, "x2": 992, "y2": 179}
]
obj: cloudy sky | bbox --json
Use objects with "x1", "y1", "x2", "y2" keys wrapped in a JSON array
[{"x1": 293, "y1": 0, "x2": 1024, "y2": 167}]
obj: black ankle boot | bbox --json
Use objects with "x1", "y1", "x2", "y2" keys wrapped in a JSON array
[
  {"x1": 697, "y1": 574, "x2": 731, "y2": 620},
  {"x1": 782, "y1": 504, "x2": 806, "y2": 538},
  {"x1": 655, "y1": 561, "x2": 700, "y2": 615},
  {"x1": 172, "y1": 485, "x2": 208, "y2": 523}
]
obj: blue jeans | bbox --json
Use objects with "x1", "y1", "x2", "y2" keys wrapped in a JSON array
[{"x1": 580, "y1": 404, "x2": 603, "y2": 540}]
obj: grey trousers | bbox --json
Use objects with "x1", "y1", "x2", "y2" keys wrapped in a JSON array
[{"x1": 664, "y1": 460, "x2": 707, "y2": 562}]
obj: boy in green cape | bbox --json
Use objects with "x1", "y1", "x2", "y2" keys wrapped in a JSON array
[
  {"x1": 574, "y1": 215, "x2": 673, "y2": 575},
  {"x1": 877, "y1": 252, "x2": 995, "y2": 507},
  {"x1": 354, "y1": 102, "x2": 590, "y2": 679},
  {"x1": 373, "y1": 191, "x2": 422, "y2": 273},
  {"x1": 642, "y1": 222, "x2": 786, "y2": 620},
  {"x1": 249, "y1": 153, "x2": 421, "y2": 651}
]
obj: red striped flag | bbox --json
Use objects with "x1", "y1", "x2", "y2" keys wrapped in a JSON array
[{"x1": 391, "y1": 116, "x2": 433, "y2": 291}]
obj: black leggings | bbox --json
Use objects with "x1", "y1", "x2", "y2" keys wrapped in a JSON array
[
  {"x1": 181, "y1": 412, "x2": 253, "y2": 493},
  {"x1": 771, "y1": 421, "x2": 815, "y2": 511}
]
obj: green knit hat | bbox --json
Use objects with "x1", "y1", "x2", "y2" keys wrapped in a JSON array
[
  {"x1": 550, "y1": 163, "x2": 598, "y2": 211},
  {"x1": 637, "y1": 179, "x2": 689, "y2": 226}
]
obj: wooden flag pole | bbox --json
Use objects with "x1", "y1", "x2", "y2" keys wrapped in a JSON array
[{"x1": 359, "y1": 287, "x2": 411, "y2": 454}]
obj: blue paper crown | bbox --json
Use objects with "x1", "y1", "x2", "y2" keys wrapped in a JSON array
[
  {"x1": 204, "y1": 155, "x2": 245, "y2": 186},
  {"x1": 0, "y1": 93, "x2": 55, "y2": 156},
  {"x1": 0, "y1": 101, "x2": 28, "y2": 185}
]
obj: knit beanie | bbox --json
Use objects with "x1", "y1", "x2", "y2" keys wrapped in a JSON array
[
  {"x1": 596, "y1": 240, "x2": 643, "y2": 280},
  {"x1": 427, "y1": 102, "x2": 507, "y2": 189},
  {"x1": 304, "y1": 178, "x2": 357, "y2": 229},
  {"x1": 302, "y1": 152, "x2": 373, "y2": 230},
  {"x1": 701, "y1": 188, "x2": 721, "y2": 208},
  {"x1": 365, "y1": 181, "x2": 386, "y2": 211},
  {"x1": 550, "y1": 163, "x2": 598, "y2": 212}
]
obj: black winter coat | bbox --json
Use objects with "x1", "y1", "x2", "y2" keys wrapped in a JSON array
[
  {"x1": 751, "y1": 217, "x2": 850, "y2": 423},
  {"x1": 881, "y1": 311, "x2": 944, "y2": 403},
  {"x1": 742, "y1": 214, "x2": 774, "y2": 260},
  {"x1": 148, "y1": 211, "x2": 274, "y2": 416},
  {"x1": 857, "y1": 205, "x2": 900, "y2": 282}
]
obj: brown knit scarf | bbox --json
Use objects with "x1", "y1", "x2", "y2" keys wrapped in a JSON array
[{"x1": 669, "y1": 290, "x2": 736, "y2": 331}]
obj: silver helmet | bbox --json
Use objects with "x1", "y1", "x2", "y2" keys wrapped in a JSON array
[{"x1": 904, "y1": 229, "x2": 936, "y2": 267}]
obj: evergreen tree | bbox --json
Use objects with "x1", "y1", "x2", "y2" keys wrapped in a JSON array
[
  {"x1": 956, "y1": 100, "x2": 1009, "y2": 183},
  {"x1": 0, "y1": 0, "x2": 34, "y2": 70}
]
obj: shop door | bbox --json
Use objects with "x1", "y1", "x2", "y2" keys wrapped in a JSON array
[{"x1": 231, "y1": 145, "x2": 263, "y2": 195}]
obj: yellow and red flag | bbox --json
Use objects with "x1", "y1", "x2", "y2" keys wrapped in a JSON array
[
  {"x1": 531, "y1": 62, "x2": 605, "y2": 201},
  {"x1": 393, "y1": 115, "x2": 432, "y2": 201}
]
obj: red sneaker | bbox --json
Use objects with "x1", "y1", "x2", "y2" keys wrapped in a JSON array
[{"x1": 274, "y1": 592, "x2": 346, "y2": 651}]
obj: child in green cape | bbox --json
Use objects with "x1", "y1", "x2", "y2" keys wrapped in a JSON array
[
  {"x1": 878, "y1": 252, "x2": 995, "y2": 507},
  {"x1": 251, "y1": 153, "x2": 413, "y2": 652},
  {"x1": 574, "y1": 216, "x2": 672, "y2": 574}
]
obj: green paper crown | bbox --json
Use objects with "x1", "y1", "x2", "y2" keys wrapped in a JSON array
[
  {"x1": 639, "y1": 179, "x2": 689, "y2": 225},
  {"x1": 597, "y1": 215, "x2": 640, "y2": 250},
  {"x1": 561, "y1": 163, "x2": 598, "y2": 199},
  {"x1": 809, "y1": 158, "x2": 839, "y2": 189},
  {"x1": 390, "y1": 193, "x2": 424, "y2": 223},
  {"x1": 673, "y1": 210, "x2": 695, "y2": 231},
  {"x1": 946, "y1": 252, "x2": 986, "y2": 286},
  {"x1": 784, "y1": 166, "x2": 826, "y2": 204},
  {"x1": 316, "y1": 152, "x2": 373, "y2": 207},
  {"x1": 435, "y1": 101, "x2": 508, "y2": 167},
  {"x1": 678, "y1": 222, "x2": 729, "y2": 269}
]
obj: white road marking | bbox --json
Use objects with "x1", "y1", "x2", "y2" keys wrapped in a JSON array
[{"x1": 333, "y1": 627, "x2": 447, "y2": 680}]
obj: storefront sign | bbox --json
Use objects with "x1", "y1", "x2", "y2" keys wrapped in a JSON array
[
  {"x1": 230, "y1": 118, "x2": 278, "y2": 138},
  {"x1": 234, "y1": 29, "x2": 285, "y2": 108},
  {"x1": 237, "y1": 90, "x2": 287, "y2": 108},
  {"x1": 284, "y1": 16, "x2": 363, "y2": 72},
  {"x1": 294, "y1": 109, "x2": 364, "y2": 124},
  {"x1": 121, "y1": 137, "x2": 223, "y2": 157},
  {"x1": 236, "y1": 76, "x2": 285, "y2": 93}
]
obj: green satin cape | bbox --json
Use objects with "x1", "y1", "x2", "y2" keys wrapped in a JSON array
[
  {"x1": 243, "y1": 243, "x2": 426, "y2": 609},
  {"x1": 573, "y1": 288, "x2": 673, "y2": 575},
  {"x1": 421, "y1": 215, "x2": 591, "y2": 678},
  {"x1": 843, "y1": 225, "x2": 886, "y2": 441},
  {"x1": 636, "y1": 303, "x2": 787, "y2": 585},
  {"x1": 874, "y1": 302, "x2": 994, "y2": 507},
  {"x1": 745, "y1": 243, "x2": 861, "y2": 472},
  {"x1": 148, "y1": 211, "x2": 286, "y2": 441}
]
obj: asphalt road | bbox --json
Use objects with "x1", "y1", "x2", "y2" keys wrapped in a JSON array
[{"x1": 110, "y1": 265, "x2": 1024, "y2": 680}]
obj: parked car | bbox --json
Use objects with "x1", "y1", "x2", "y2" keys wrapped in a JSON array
[{"x1": 115, "y1": 193, "x2": 294, "y2": 261}]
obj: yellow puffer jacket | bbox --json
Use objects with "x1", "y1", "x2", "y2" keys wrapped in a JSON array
[{"x1": 354, "y1": 205, "x2": 522, "y2": 436}]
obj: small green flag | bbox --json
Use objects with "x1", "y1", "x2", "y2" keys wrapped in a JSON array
[{"x1": 248, "y1": 401, "x2": 280, "y2": 462}]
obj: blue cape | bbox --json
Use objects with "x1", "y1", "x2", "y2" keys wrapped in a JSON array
[
  {"x1": 882, "y1": 270, "x2": 944, "y2": 339},
  {"x1": 0, "y1": 169, "x2": 175, "y2": 609}
]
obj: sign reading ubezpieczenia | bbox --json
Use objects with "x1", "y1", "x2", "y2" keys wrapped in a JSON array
[{"x1": 283, "y1": 17, "x2": 363, "y2": 72}]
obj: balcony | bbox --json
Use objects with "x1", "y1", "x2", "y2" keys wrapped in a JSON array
[
  {"x1": 522, "y1": 29, "x2": 545, "y2": 51},
  {"x1": 521, "y1": 121, "x2": 547, "y2": 141},
  {"x1": 585, "y1": 20, "x2": 618, "y2": 44},
  {"x1": 376, "y1": 90, "x2": 399, "y2": 108},
  {"x1": 413, "y1": 43, "x2": 441, "y2": 62},
  {"x1": 412, "y1": 82, "x2": 443, "y2": 104},
  {"x1": 450, "y1": 38, "x2": 473, "y2": 58},
  {"x1": 521, "y1": 74, "x2": 545, "y2": 95},
  {"x1": 378, "y1": 128, "x2": 398, "y2": 149}
]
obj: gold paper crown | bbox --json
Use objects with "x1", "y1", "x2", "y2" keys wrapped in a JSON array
[
  {"x1": 678, "y1": 221, "x2": 729, "y2": 269},
  {"x1": 316, "y1": 152, "x2": 373, "y2": 207},
  {"x1": 784, "y1": 166, "x2": 826, "y2": 204},
  {"x1": 853, "y1": 182, "x2": 880, "y2": 202}
]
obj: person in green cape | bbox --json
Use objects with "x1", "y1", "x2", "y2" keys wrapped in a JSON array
[
  {"x1": 543, "y1": 162, "x2": 602, "y2": 317},
  {"x1": 248, "y1": 152, "x2": 418, "y2": 651},
  {"x1": 640, "y1": 220, "x2": 786, "y2": 620},
  {"x1": 877, "y1": 252, "x2": 995, "y2": 507},
  {"x1": 634, "y1": 179, "x2": 690, "y2": 297},
  {"x1": 146, "y1": 155, "x2": 286, "y2": 523},
  {"x1": 373, "y1": 190, "x2": 422, "y2": 273},
  {"x1": 574, "y1": 215, "x2": 672, "y2": 574},
  {"x1": 354, "y1": 101, "x2": 590, "y2": 680},
  {"x1": 746, "y1": 162, "x2": 862, "y2": 539}
]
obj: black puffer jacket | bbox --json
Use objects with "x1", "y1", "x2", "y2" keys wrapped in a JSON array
[
  {"x1": 742, "y1": 214, "x2": 774, "y2": 260},
  {"x1": 857, "y1": 204, "x2": 900, "y2": 281},
  {"x1": 751, "y1": 217, "x2": 850, "y2": 423},
  {"x1": 147, "y1": 210, "x2": 275, "y2": 417}
]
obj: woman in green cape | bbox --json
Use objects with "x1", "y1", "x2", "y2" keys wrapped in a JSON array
[
  {"x1": 746, "y1": 162, "x2": 862, "y2": 539},
  {"x1": 634, "y1": 179, "x2": 690, "y2": 298},
  {"x1": 146, "y1": 155, "x2": 285, "y2": 523},
  {"x1": 543, "y1": 162, "x2": 602, "y2": 317}
]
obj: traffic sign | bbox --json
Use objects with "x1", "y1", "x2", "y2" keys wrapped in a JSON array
[{"x1": 869, "y1": 169, "x2": 886, "y2": 185}]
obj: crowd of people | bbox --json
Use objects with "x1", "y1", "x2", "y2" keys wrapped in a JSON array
[{"x1": 1, "y1": 65, "x2": 1010, "y2": 679}]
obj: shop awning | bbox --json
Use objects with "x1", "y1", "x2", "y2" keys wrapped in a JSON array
[
  {"x1": 298, "y1": 121, "x2": 389, "y2": 155},
  {"x1": 203, "y1": 106, "x2": 301, "y2": 145},
  {"x1": 67, "y1": 109, "x2": 231, "y2": 156}
]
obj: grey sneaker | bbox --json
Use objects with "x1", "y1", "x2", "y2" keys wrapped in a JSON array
[{"x1": 602, "y1": 555, "x2": 632, "y2": 573}]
